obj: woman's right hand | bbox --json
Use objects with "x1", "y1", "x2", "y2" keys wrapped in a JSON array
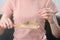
[{"x1": 0, "y1": 15, "x2": 13, "y2": 29}]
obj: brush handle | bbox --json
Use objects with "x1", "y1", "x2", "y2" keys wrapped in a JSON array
[{"x1": 13, "y1": 23, "x2": 39, "y2": 29}]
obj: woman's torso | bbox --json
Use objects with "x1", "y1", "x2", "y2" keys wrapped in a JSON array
[{"x1": 13, "y1": 0, "x2": 46, "y2": 40}]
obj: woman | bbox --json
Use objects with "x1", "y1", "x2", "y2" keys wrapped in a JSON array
[{"x1": 0, "y1": 0, "x2": 58, "y2": 40}]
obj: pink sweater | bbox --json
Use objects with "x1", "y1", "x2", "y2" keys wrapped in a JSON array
[{"x1": 1, "y1": 0, "x2": 57, "y2": 40}]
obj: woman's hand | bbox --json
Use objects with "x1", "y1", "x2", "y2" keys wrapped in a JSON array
[
  {"x1": 39, "y1": 8, "x2": 55, "y2": 22},
  {"x1": 0, "y1": 14, "x2": 13, "y2": 29}
]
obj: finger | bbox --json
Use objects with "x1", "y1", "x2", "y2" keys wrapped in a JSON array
[
  {"x1": 43, "y1": 17, "x2": 48, "y2": 19},
  {"x1": 3, "y1": 18, "x2": 10, "y2": 28},
  {"x1": 7, "y1": 18, "x2": 13, "y2": 28},
  {"x1": 40, "y1": 13, "x2": 49, "y2": 19},
  {"x1": 39, "y1": 12, "x2": 48, "y2": 16},
  {"x1": 41, "y1": 15, "x2": 48, "y2": 19},
  {"x1": 1, "y1": 20, "x2": 7, "y2": 28},
  {"x1": 39, "y1": 8, "x2": 47, "y2": 14},
  {"x1": 40, "y1": 13, "x2": 48, "y2": 16}
]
